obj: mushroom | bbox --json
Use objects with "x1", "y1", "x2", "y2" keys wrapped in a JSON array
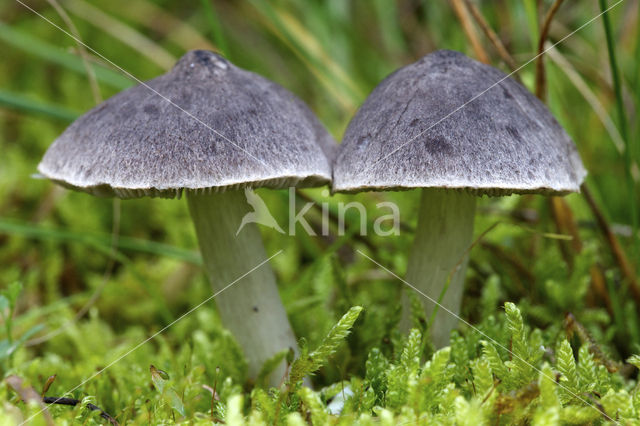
[
  {"x1": 333, "y1": 50, "x2": 586, "y2": 347},
  {"x1": 38, "y1": 50, "x2": 337, "y2": 385}
]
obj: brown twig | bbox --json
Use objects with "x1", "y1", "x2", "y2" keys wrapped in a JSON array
[
  {"x1": 449, "y1": 0, "x2": 490, "y2": 63},
  {"x1": 43, "y1": 396, "x2": 119, "y2": 425},
  {"x1": 535, "y1": 0, "x2": 566, "y2": 101},
  {"x1": 462, "y1": 0, "x2": 520, "y2": 75},
  {"x1": 581, "y1": 184, "x2": 640, "y2": 306}
]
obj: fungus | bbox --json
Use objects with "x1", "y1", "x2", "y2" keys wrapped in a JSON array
[
  {"x1": 333, "y1": 50, "x2": 585, "y2": 347},
  {"x1": 38, "y1": 50, "x2": 337, "y2": 384}
]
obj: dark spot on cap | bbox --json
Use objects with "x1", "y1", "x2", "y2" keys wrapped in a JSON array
[
  {"x1": 501, "y1": 86, "x2": 513, "y2": 100},
  {"x1": 505, "y1": 125, "x2": 521, "y2": 142},
  {"x1": 117, "y1": 103, "x2": 137, "y2": 120},
  {"x1": 252, "y1": 306, "x2": 259, "y2": 313},
  {"x1": 424, "y1": 136, "x2": 453, "y2": 155},
  {"x1": 143, "y1": 104, "x2": 159, "y2": 116}
]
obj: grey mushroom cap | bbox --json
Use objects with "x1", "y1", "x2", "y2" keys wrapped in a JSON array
[
  {"x1": 38, "y1": 50, "x2": 337, "y2": 199},
  {"x1": 332, "y1": 50, "x2": 586, "y2": 196}
]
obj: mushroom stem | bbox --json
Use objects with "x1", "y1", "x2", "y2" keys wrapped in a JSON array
[
  {"x1": 187, "y1": 190, "x2": 298, "y2": 386},
  {"x1": 400, "y1": 188, "x2": 476, "y2": 348}
]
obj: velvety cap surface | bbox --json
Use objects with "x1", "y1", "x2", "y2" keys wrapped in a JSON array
[
  {"x1": 333, "y1": 50, "x2": 586, "y2": 195},
  {"x1": 38, "y1": 50, "x2": 336, "y2": 198}
]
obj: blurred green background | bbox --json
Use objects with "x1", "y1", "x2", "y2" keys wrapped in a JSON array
[{"x1": 0, "y1": 0, "x2": 639, "y2": 423}]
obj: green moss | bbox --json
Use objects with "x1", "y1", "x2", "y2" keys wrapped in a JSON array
[{"x1": 1, "y1": 0, "x2": 639, "y2": 423}]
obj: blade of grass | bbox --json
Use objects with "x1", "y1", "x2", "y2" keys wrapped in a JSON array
[
  {"x1": 634, "y1": 3, "x2": 640, "y2": 95},
  {"x1": 23, "y1": 198, "x2": 118, "y2": 347},
  {"x1": 101, "y1": 0, "x2": 214, "y2": 52},
  {"x1": 64, "y1": 0, "x2": 176, "y2": 71},
  {"x1": 598, "y1": 0, "x2": 638, "y2": 260},
  {"x1": 0, "y1": 218, "x2": 201, "y2": 265},
  {"x1": 249, "y1": 0, "x2": 363, "y2": 111},
  {"x1": 0, "y1": 218, "x2": 191, "y2": 323},
  {"x1": 635, "y1": 3, "x2": 640, "y2": 182},
  {"x1": 371, "y1": 0, "x2": 407, "y2": 56},
  {"x1": 606, "y1": 276, "x2": 627, "y2": 344},
  {"x1": 546, "y1": 46, "x2": 625, "y2": 154},
  {"x1": 522, "y1": 0, "x2": 540, "y2": 51},
  {"x1": 0, "y1": 23, "x2": 132, "y2": 90},
  {"x1": 0, "y1": 90, "x2": 79, "y2": 122},
  {"x1": 199, "y1": 0, "x2": 229, "y2": 58},
  {"x1": 46, "y1": 0, "x2": 102, "y2": 103}
]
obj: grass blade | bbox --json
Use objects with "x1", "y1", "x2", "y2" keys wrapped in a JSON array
[
  {"x1": 522, "y1": 0, "x2": 539, "y2": 51},
  {"x1": 199, "y1": 0, "x2": 229, "y2": 58},
  {"x1": 598, "y1": 0, "x2": 638, "y2": 259},
  {"x1": 0, "y1": 218, "x2": 201, "y2": 265},
  {"x1": 0, "y1": 23, "x2": 132, "y2": 90},
  {"x1": 0, "y1": 218, "x2": 195, "y2": 322},
  {"x1": 63, "y1": 0, "x2": 176, "y2": 71},
  {"x1": 546, "y1": 47, "x2": 625, "y2": 154},
  {"x1": 0, "y1": 90, "x2": 79, "y2": 122},
  {"x1": 249, "y1": 0, "x2": 363, "y2": 112},
  {"x1": 371, "y1": 0, "x2": 407, "y2": 55}
]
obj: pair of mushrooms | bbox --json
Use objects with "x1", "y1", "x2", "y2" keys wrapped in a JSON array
[{"x1": 38, "y1": 50, "x2": 585, "y2": 386}]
